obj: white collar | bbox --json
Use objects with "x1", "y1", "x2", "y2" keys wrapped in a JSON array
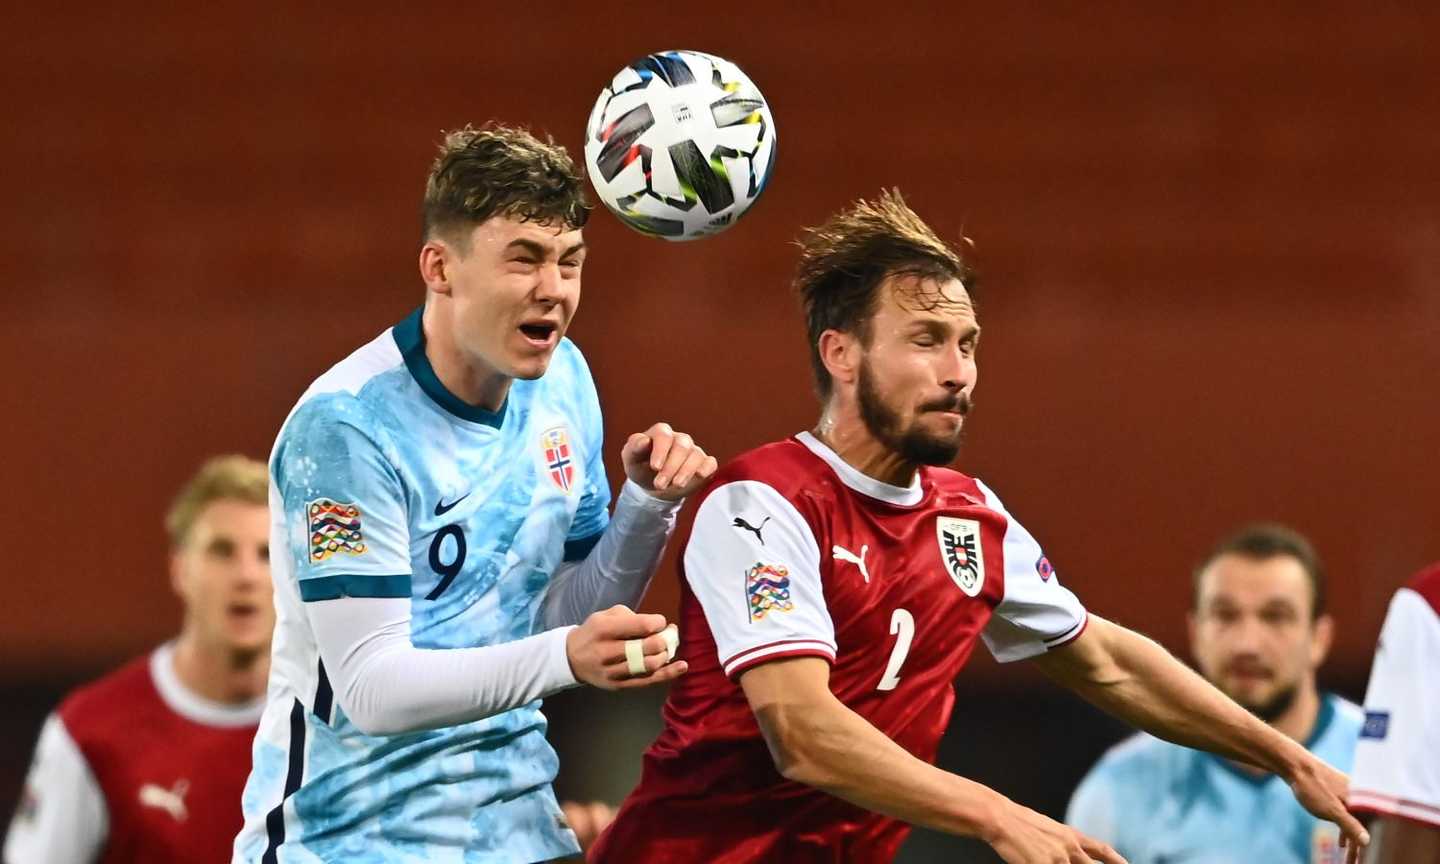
[
  {"x1": 795, "y1": 431, "x2": 924, "y2": 507},
  {"x1": 150, "y1": 642, "x2": 266, "y2": 728}
]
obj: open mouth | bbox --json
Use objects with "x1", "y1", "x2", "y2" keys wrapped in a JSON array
[
  {"x1": 227, "y1": 603, "x2": 259, "y2": 622},
  {"x1": 518, "y1": 321, "x2": 559, "y2": 347}
]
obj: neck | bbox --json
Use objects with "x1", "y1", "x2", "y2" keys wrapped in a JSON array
[
  {"x1": 171, "y1": 630, "x2": 268, "y2": 705},
  {"x1": 422, "y1": 301, "x2": 511, "y2": 411},
  {"x1": 1270, "y1": 682, "x2": 1323, "y2": 745},
  {"x1": 1230, "y1": 682, "x2": 1322, "y2": 777},
  {"x1": 813, "y1": 402, "x2": 919, "y2": 488}
]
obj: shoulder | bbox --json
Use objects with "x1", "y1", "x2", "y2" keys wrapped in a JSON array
[
  {"x1": 1327, "y1": 693, "x2": 1367, "y2": 734},
  {"x1": 710, "y1": 438, "x2": 833, "y2": 499},
  {"x1": 924, "y1": 465, "x2": 989, "y2": 506},
  {"x1": 1086, "y1": 732, "x2": 1192, "y2": 784},
  {"x1": 1401, "y1": 562, "x2": 1440, "y2": 617},
  {"x1": 56, "y1": 653, "x2": 158, "y2": 745}
]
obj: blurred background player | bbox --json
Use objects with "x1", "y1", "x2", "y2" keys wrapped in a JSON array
[
  {"x1": 4, "y1": 456, "x2": 272, "y2": 864},
  {"x1": 232, "y1": 125, "x2": 715, "y2": 863},
  {"x1": 1066, "y1": 524, "x2": 1364, "y2": 863},
  {"x1": 591, "y1": 192, "x2": 1367, "y2": 864},
  {"x1": 1349, "y1": 562, "x2": 1440, "y2": 863}
]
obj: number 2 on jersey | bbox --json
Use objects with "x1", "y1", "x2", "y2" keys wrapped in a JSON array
[{"x1": 876, "y1": 608, "x2": 915, "y2": 691}]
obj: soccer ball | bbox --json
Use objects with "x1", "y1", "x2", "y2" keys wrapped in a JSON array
[{"x1": 584, "y1": 50, "x2": 776, "y2": 241}]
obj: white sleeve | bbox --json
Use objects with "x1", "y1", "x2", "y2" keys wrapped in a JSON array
[
  {"x1": 975, "y1": 480, "x2": 1088, "y2": 663},
  {"x1": 684, "y1": 480, "x2": 836, "y2": 680},
  {"x1": 3, "y1": 713, "x2": 106, "y2": 864},
  {"x1": 306, "y1": 597, "x2": 578, "y2": 736},
  {"x1": 1349, "y1": 587, "x2": 1440, "y2": 826},
  {"x1": 541, "y1": 479, "x2": 682, "y2": 629}
]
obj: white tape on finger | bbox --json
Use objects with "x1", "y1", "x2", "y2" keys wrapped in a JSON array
[
  {"x1": 624, "y1": 638, "x2": 646, "y2": 676},
  {"x1": 661, "y1": 624, "x2": 679, "y2": 661}
]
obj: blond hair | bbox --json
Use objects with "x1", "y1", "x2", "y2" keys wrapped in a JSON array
[
  {"x1": 794, "y1": 189, "x2": 975, "y2": 397},
  {"x1": 165, "y1": 455, "x2": 269, "y2": 547}
]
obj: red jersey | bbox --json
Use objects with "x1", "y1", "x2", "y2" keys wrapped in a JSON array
[
  {"x1": 4, "y1": 644, "x2": 262, "y2": 864},
  {"x1": 592, "y1": 433, "x2": 1088, "y2": 863}
]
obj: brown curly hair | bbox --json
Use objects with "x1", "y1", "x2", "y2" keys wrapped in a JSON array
[{"x1": 422, "y1": 123, "x2": 590, "y2": 250}]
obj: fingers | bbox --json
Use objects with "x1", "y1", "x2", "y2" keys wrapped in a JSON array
[
  {"x1": 1078, "y1": 833, "x2": 1128, "y2": 864},
  {"x1": 646, "y1": 423, "x2": 675, "y2": 474},
  {"x1": 601, "y1": 630, "x2": 672, "y2": 666},
  {"x1": 669, "y1": 449, "x2": 718, "y2": 492},
  {"x1": 592, "y1": 605, "x2": 667, "y2": 640},
  {"x1": 614, "y1": 658, "x2": 688, "y2": 688},
  {"x1": 653, "y1": 431, "x2": 693, "y2": 491},
  {"x1": 622, "y1": 431, "x2": 652, "y2": 464}
]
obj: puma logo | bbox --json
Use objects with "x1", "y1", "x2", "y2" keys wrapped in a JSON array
[
  {"x1": 732, "y1": 516, "x2": 771, "y2": 545},
  {"x1": 832, "y1": 544, "x2": 870, "y2": 583},
  {"x1": 138, "y1": 779, "x2": 189, "y2": 822}
]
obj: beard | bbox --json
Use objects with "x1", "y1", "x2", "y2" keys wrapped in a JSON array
[
  {"x1": 1233, "y1": 682, "x2": 1299, "y2": 724},
  {"x1": 857, "y1": 359, "x2": 972, "y2": 466}
]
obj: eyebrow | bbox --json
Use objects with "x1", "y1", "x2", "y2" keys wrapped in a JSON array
[
  {"x1": 503, "y1": 239, "x2": 587, "y2": 261},
  {"x1": 909, "y1": 319, "x2": 982, "y2": 342}
]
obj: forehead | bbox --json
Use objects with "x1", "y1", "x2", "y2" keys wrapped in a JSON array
[
  {"x1": 1198, "y1": 554, "x2": 1312, "y2": 608},
  {"x1": 872, "y1": 273, "x2": 975, "y2": 327},
  {"x1": 189, "y1": 499, "x2": 268, "y2": 540},
  {"x1": 469, "y1": 214, "x2": 583, "y2": 252}
]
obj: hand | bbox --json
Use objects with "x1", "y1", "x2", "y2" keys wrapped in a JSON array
[
  {"x1": 560, "y1": 799, "x2": 615, "y2": 850},
  {"x1": 984, "y1": 797, "x2": 1127, "y2": 864},
  {"x1": 565, "y1": 605, "x2": 688, "y2": 690},
  {"x1": 622, "y1": 422, "x2": 718, "y2": 502},
  {"x1": 1286, "y1": 755, "x2": 1369, "y2": 864}
]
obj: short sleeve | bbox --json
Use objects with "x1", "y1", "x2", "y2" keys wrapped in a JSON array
[
  {"x1": 3, "y1": 713, "x2": 106, "y2": 864},
  {"x1": 683, "y1": 480, "x2": 836, "y2": 680},
  {"x1": 1349, "y1": 587, "x2": 1440, "y2": 826},
  {"x1": 274, "y1": 397, "x2": 413, "y2": 601},
  {"x1": 563, "y1": 347, "x2": 611, "y2": 561},
  {"x1": 975, "y1": 480, "x2": 1088, "y2": 663}
]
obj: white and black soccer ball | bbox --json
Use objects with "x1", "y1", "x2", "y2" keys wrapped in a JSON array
[{"x1": 584, "y1": 50, "x2": 776, "y2": 241}]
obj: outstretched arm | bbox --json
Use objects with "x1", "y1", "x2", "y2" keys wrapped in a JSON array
[
  {"x1": 740, "y1": 657, "x2": 1125, "y2": 864},
  {"x1": 1032, "y1": 614, "x2": 1368, "y2": 861}
]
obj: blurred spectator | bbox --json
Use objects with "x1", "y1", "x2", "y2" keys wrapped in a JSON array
[
  {"x1": 1067, "y1": 524, "x2": 1363, "y2": 863},
  {"x1": 4, "y1": 456, "x2": 272, "y2": 864}
]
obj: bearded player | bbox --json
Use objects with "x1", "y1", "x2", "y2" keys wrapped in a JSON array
[{"x1": 590, "y1": 191, "x2": 1368, "y2": 864}]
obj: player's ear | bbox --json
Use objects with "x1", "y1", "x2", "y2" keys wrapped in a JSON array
[
  {"x1": 1185, "y1": 610, "x2": 1200, "y2": 658},
  {"x1": 419, "y1": 240, "x2": 453, "y2": 296},
  {"x1": 818, "y1": 329, "x2": 861, "y2": 388},
  {"x1": 1310, "y1": 612, "x2": 1335, "y2": 667}
]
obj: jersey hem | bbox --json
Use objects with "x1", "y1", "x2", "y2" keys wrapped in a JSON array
[
  {"x1": 724, "y1": 640, "x2": 836, "y2": 680},
  {"x1": 1350, "y1": 791, "x2": 1440, "y2": 828}
]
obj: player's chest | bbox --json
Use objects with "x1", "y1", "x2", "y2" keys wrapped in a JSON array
[
  {"x1": 400, "y1": 414, "x2": 589, "y2": 599},
  {"x1": 821, "y1": 505, "x2": 1007, "y2": 671},
  {"x1": 98, "y1": 728, "x2": 253, "y2": 857}
]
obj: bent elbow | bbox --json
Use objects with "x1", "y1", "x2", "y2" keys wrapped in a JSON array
[{"x1": 766, "y1": 729, "x2": 840, "y2": 789}]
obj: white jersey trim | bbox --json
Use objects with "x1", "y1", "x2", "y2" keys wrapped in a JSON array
[
  {"x1": 150, "y1": 643, "x2": 266, "y2": 728},
  {"x1": 795, "y1": 431, "x2": 923, "y2": 507},
  {"x1": 1350, "y1": 586, "x2": 1440, "y2": 819},
  {"x1": 2, "y1": 713, "x2": 107, "y2": 864}
]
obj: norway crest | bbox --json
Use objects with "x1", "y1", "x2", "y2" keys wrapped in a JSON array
[
  {"x1": 541, "y1": 426, "x2": 575, "y2": 493},
  {"x1": 936, "y1": 516, "x2": 985, "y2": 597}
]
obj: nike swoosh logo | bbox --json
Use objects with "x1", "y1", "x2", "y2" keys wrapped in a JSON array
[{"x1": 434, "y1": 493, "x2": 470, "y2": 516}]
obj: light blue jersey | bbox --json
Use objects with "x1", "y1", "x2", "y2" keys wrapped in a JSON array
[
  {"x1": 234, "y1": 308, "x2": 609, "y2": 863},
  {"x1": 1066, "y1": 694, "x2": 1363, "y2": 864}
]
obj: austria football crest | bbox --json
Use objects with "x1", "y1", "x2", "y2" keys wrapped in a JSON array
[
  {"x1": 936, "y1": 516, "x2": 985, "y2": 597},
  {"x1": 541, "y1": 426, "x2": 575, "y2": 493}
]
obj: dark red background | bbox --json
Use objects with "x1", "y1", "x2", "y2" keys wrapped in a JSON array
[{"x1": 3, "y1": 4, "x2": 1436, "y2": 684}]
